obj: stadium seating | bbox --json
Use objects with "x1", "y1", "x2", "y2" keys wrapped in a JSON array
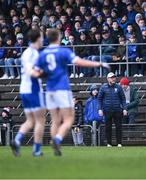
[{"x1": 0, "y1": 77, "x2": 146, "y2": 124}]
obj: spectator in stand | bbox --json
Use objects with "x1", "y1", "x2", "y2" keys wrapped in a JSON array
[
  {"x1": 134, "y1": 14, "x2": 144, "y2": 42},
  {"x1": 134, "y1": 0, "x2": 144, "y2": 14},
  {"x1": 101, "y1": 30, "x2": 116, "y2": 65},
  {"x1": 112, "y1": 0, "x2": 126, "y2": 17},
  {"x1": 84, "y1": 85, "x2": 105, "y2": 127},
  {"x1": 118, "y1": 14, "x2": 129, "y2": 33},
  {"x1": 91, "y1": 4, "x2": 99, "y2": 16},
  {"x1": 61, "y1": 28, "x2": 71, "y2": 45},
  {"x1": 41, "y1": 6, "x2": 53, "y2": 27},
  {"x1": 102, "y1": 6, "x2": 110, "y2": 18},
  {"x1": 106, "y1": 17, "x2": 113, "y2": 29},
  {"x1": 67, "y1": 34, "x2": 77, "y2": 45},
  {"x1": 98, "y1": 72, "x2": 127, "y2": 147},
  {"x1": 33, "y1": 5, "x2": 43, "y2": 19},
  {"x1": 22, "y1": 16, "x2": 32, "y2": 37},
  {"x1": 0, "y1": 37, "x2": 5, "y2": 77},
  {"x1": 0, "y1": 0, "x2": 146, "y2": 78},
  {"x1": 96, "y1": 13, "x2": 104, "y2": 27},
  {"x1": 73, "y1": 21, "x2": 82, "y2": 39},
  {"x1": 120, "y1": 77, "x2": 139, "y2": 124},
  {"x1": 72, "y1": 96, "x2": 84, "y2": 146},
  {"x1": 126, "y1": 3, "x2": 137, "y2": 23},
  {"x1": 65, "y1": 5, "x2": 74, "y2": 21},
  {"x1": 140, "y1": 27, "x2": 146, "y2": 74},
  {"x1": 26, "y1": 0, "x2": 34, "y2": 17},
  {"x1": 112, "y1": 36, "x2": 126, "y2": 76},
  {"x1": 138, "y1": 18, "x2": 146, "y2": 31},
  {"x1": 1, "y1": 25, "x2": 12, "y2": 43},
  {"x1": 3, "y1": 36, "x2": 15, "y2": 79},
  {"x1": 111, "y1": 20, "x2": 123, "y2": 43},
  {"x1": 111, "y1": 8, "x2": 118, "y2": 20},
  {"x1": 76, "y1": 32, "x2": 93, "y2": 77},
  {"x1": 55, "y1": 4, "x2": 64, "y2": 17},
  {"x1": 79, "y1": 3, "x2": 87, "y2": 18},
  {"x1": 10, "y1": 9, "x2": 17, "y2": 19},
  {"x1": 125, "y1": 23, "x2": 135, "y2": 40},
  {"x1": 13, "y1": 33, "x2": 24, "y2": 78},
  {"x1": 38, "y1": 0, "x2": 46, "y2": 13},
  {"x1": 128, "y1": 34, "x2": 142, "y2": 77},
  {"x1": 48, "y1": 14, "x2": 57, "y2": 28},
  {"x1": 13, "y1": 23, "x2": 22, "y2": 36},
  {"x1": 60, "y1": 13, "x2": 71, "y2": 31},
  {"x1": 82, "y1": 11, "x2": 96, "y2": 31},
  {"x1": 20, "y1": 7, "x2": 29, "y2": 22},
  {"x1": 142, "y1": 2, "x2": 146, "y2": 18},
  {"x1": 141, "y1": 27, "x2": 146, "y2": 62}
]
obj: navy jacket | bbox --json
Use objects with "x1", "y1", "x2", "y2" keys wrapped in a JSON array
[
  {"x1": 98, "y1": 83, "x2": 127, "y2": 112},
  {"x1": 84, "y1": 96, "x2": 105, "y2": 124},
  {"x1": 128, "y1": 44, "x2": 138, "y2": 60}
]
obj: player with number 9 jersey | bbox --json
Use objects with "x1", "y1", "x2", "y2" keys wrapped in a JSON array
[{"x1": 35, "y1": 45, "x2": 77, "y2": 109}]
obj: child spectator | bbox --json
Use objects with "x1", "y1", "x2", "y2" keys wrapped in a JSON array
[
  {"x1": 72, "y1": 96, "x2": 84, "y2": 146},
  {"x1": 84, "y1": 85, "x2": 105, "y2": 127}
]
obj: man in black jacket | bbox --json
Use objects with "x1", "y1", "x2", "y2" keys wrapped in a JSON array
[
  {"x1": 72, "y1": 96, "x2": 84, "y2": 146},
  {"x1": 98, "y1": 72, "x2": 127, "y2": 147}
]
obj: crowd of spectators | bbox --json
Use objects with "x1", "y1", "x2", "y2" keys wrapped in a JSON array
[{"x1": 0, "y1": 0, "x2": 146, "y2": 78}]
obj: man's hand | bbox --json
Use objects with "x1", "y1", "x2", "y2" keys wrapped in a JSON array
[
  {"x1": 123, "y1": 110, "x2": 128, "y2": 116},
  {"x1": 99, "y1": 110, "x2": 104, "y2": 117},
  {"x1": 101, "y1": 62, "x2": 110, "y2": 70}
]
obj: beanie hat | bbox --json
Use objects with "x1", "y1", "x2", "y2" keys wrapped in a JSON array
[
  {"x1": 90, "y1": 84, "x2": 98, "y2": 91},
  {"x1": 120, "y1": 77, "x2": 129, "y2": 85}
]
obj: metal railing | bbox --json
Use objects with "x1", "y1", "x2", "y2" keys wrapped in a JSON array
[
  {"x1": 0, "y1": 43, "x2": 146, "y2": 77},
  {"x1": 9, "y1": 123, "x2": 146, "y2": 146},
  {"x1": 12, "y1": 124, "x2": 95, "y2": 146}
]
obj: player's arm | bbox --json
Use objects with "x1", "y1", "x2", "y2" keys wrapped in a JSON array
[{"x1": 73, "y1": 57, "x2": 110, "y2": 69}]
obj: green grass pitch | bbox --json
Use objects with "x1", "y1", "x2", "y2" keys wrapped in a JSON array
[{"x1": 0, "y1": 146, "x2": 146, "y2": 179}]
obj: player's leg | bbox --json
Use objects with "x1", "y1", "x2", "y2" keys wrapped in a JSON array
[
  {"x1": 52, "y1": 108, "x2": 74, "y2": 156},
  {"x1": 50, "y1": 108, "x2": 62, "y2": 138},
  {"x1": 49, "y1": 108, "x2": 62, "y2": 156},
  {"x1": 57, "y1": 108, "x2": 74, "y2": 139},
  {"x1": 11, "y1": 112, "x2": 35, "y2": 156},
  {"x1": 32, "y1": 109, "x2": 46, "y2": 156}
]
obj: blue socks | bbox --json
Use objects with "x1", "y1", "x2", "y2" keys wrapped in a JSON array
[
  {"x1": 54, "y1": 134, "x2": 63, "y2": 145},
  {"x1": 33, "y1": 143, "x2": 41, "y2": 155},
  {"x1": 15, "y1": 132, "x2": 24, "y2": 146}
]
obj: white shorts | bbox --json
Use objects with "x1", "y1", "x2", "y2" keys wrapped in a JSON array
[{"x1": 46, "y1": 90, "x2": 74, "y2": 110}]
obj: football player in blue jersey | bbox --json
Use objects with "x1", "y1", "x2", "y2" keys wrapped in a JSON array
[
  {"x1": 31, "y1": 29, "x2": 110, "y2": 156},
  {"x1": 10, "y1": 29, "x2": 46, "y2": 157}
]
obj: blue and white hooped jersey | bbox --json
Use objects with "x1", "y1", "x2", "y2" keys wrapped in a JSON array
[
  {"x1": 35, "y1": 45, "x2": 77, "y2": 91},
  {"x1": 20, "y1": 46, "x2": 42, "y2": 94}
]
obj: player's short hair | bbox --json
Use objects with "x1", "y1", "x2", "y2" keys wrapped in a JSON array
[
  {"x1": 27, "y1": 29, "x2": 41, "y2": 43},
  {"x1": 47, "y1": 29, "x2": 60, "y2": 43}
]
